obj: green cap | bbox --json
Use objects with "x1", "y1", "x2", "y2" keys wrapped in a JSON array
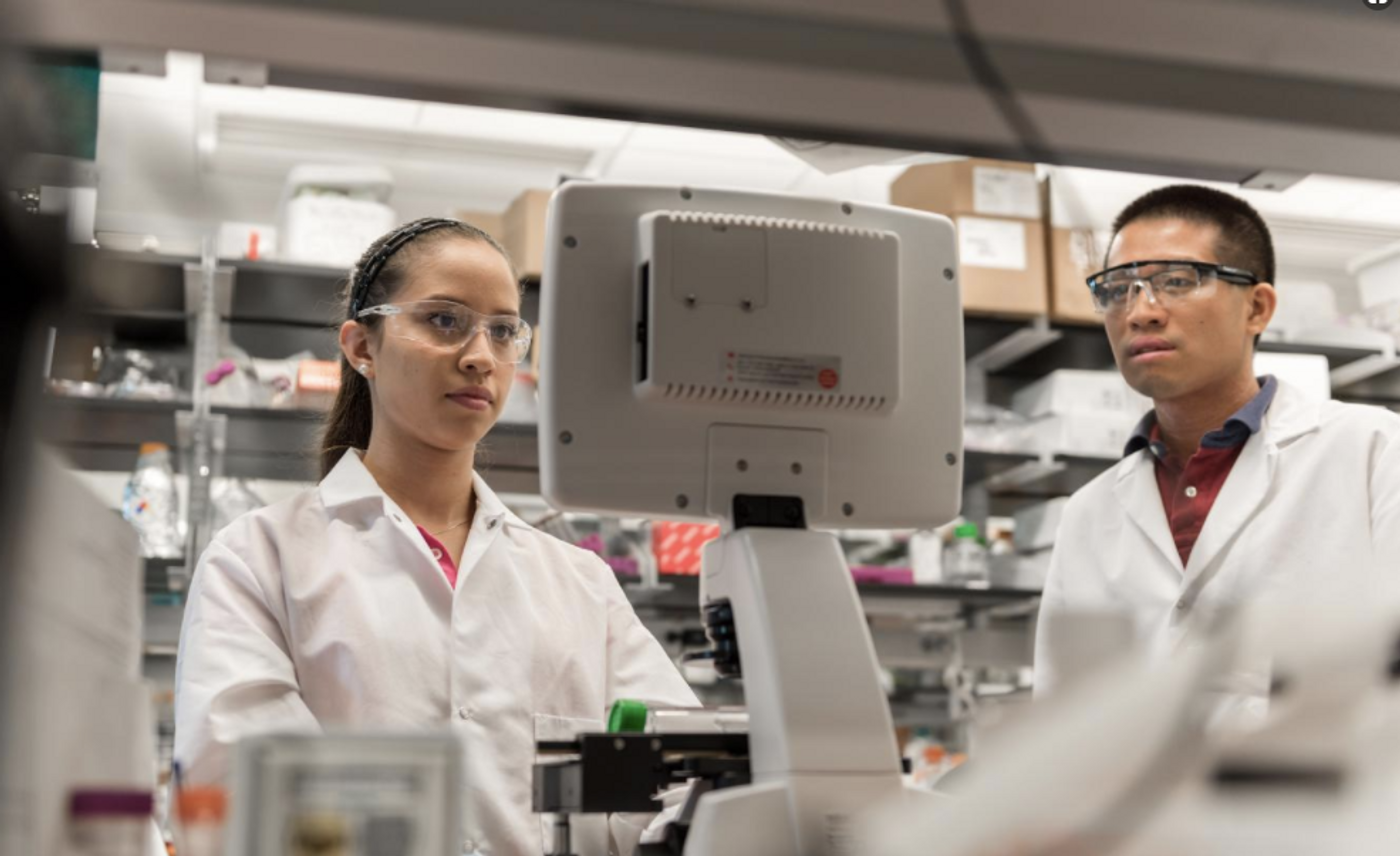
[
  {"x1": 607, "y1": 699, "x2": 650, "y2": 733},
  {"x1": 954, "y1": 523, "x2": 979, "y2": 540}
]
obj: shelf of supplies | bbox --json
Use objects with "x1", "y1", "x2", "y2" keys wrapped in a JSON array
[
  {"x1": 621, "y1": 574, "x2": 1040, "y2": 618},
  {"x1": 39, "y1": 393, "x2": 544, "y2": 482}
]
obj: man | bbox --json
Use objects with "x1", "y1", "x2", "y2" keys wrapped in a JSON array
[{"x1": 1034, "y1": 185, "x2": 1400, "y2": 698}]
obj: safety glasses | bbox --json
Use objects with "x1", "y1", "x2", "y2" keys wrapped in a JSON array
[
  {"x1": 356, "y1": 300, "x2": 533, "y2": 363},
  {"x1": 1086, "y1": 260, "x2": 1258, "y2": 316}
]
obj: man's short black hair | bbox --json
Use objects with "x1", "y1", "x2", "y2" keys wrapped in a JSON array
[{"x1": 1109, "y1": 185, "x2": 1276, "y2": 285}]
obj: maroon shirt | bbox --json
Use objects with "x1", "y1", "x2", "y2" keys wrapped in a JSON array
[{"x1": 1124, "y1": 376, "x2": 1278, "y2": 567}]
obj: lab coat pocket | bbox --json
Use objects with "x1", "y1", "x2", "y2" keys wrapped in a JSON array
[{"x1": 533, "y1": 714, "x2": 610, "y2": 856}]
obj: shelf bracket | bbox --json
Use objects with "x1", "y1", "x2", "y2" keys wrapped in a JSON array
[
  {"x1": 967, "y1": 316, "x2": 1064, "y2": 375},
  {"x1": 1330, "y1": 346, "x2": 1400, "y2": 389},
  {"x1": 984, "y1": 453, "x2": 1066, "y2": 493}
]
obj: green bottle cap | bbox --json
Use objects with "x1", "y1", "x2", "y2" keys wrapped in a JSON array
[
  {"x1": 954, "y1": 523, "x2": 979, "y2": 540},
  {"x1": 607, "y1": 699, "x2": 650, "y2": 733}
]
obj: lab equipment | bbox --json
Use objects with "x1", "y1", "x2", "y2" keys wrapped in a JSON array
[
  {"x1": 536, "y1": 183, "x2": 963, "y2": 856},
  {"x1": 942, "y1": 524, "x2": 988, "y2": 586},
  {"x1": 121, "y1": 442, "x2": 182, "y2": 559},
  {"x1": 67, "y1": 789, "x2": 154, "y2": 856},
  {"x1": 872, "y1": 587, "x2": 1400, "y2": 856},
  {"x1": 225, "y1": 733, "x2": 461, "y2": 856}
]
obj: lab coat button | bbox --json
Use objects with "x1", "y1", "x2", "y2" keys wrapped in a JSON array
[
  {"x1": 463, "y1": 838, "x2": 476, "y2": 853},
  {"x1": 1175, "y1": 599, "x2": 1188, "y2": 610},
  {"x1": 1185, "y1": 486, "x2": 1198, "y2": 498},
  {"x1": 458, "y1": 707, "x2": 473, "y2": 720}
]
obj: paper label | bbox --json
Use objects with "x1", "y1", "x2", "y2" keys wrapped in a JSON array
[
  {"x1": 958, "y1": 217, "x2": 1028, "y2": 271},
  {"x1": 973, "y1": 166, "x2": 1042, "y2": 219},
  {"x1": 723, "y1": 352, "x2": 842, "y2": 391}
]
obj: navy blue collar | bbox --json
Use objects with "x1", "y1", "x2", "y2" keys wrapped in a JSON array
[{"x1": 1124, "y1": 375, "x2": 1278, "y2": 460}]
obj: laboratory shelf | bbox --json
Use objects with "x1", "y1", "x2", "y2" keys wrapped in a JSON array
[
  {"x1": 65, "y1": 247, "x2": 543, "y2": 346},
  {"x1": 621, "y1": 574, "x2": 1040, "y2": 619},
  {"x1": 37, "y1": 393, "x2": 544, "y2": 483}
]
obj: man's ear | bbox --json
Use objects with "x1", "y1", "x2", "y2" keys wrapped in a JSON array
[
  {"x1": 339, "y1": 320, "x2": 374, "y2": 378},
  {"x1": 1246, "y1": 282, "x2": 1278, "y2": 340}
]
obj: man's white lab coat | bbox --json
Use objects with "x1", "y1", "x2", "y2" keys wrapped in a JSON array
[
  {"x1": 175, "y1": 451, "x2": 697, "y2": 855},
  {"x1": 1035, "y1": 380, "x2": 1400, "y2": 698}
]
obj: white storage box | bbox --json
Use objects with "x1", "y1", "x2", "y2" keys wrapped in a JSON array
[
  {"x1": 1011, "y1": 369, "x2": 1151, "y2": 419},
  {"x1": 277, "y1": 165, "x2": 396, "y2": 268},
  {"x1": 1024, "y1": 410, "x2": 1142, "y2": 459},
  {"x1": 1254, "y1": 352, "x2": 1331, "y2": 402}
]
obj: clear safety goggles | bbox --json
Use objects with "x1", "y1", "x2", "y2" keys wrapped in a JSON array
[
  {"x1": 1085, "y1": 260, "x2": 1257, "y2": 316},
  {"x1": 356, "y1": 300, "x2": 533, "y2": 364}
]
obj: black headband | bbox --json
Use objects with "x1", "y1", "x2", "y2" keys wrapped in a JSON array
[{"x1": 349, "y1": 217, "x2": 462, "y2": 318}]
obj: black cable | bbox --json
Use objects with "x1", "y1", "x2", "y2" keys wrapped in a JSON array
[{"x1": 943, "y1": 0, "x2": 1057, "y2": 165}]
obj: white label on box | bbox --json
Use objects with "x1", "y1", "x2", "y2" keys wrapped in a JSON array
[
  {"x1": 973, "y1": 167, "x2": 1042, "y2": 219},
  {"x1": 722, "y1": 352, "x2": 842, "y2": 391},
  {"x1": 958, "y1": 217, "x2": 1028, "y2": 271}
]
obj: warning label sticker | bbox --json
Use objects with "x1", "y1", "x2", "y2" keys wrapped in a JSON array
[{"x1": 722, "y1": 352, "x2": 842, "y2": 392}]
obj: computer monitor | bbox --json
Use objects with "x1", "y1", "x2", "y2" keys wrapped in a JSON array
[{"x1": 538, "y1": 183, "x2": 963, "y2": 530}]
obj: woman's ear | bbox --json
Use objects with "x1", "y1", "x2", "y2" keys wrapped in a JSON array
[{"x1": 339, "y1": 320, "x2": 375, "y2": 379}]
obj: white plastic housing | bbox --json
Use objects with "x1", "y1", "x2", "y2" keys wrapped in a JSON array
[{"x1": 539, "y1": 183, "x2": 963, "y2": 530}]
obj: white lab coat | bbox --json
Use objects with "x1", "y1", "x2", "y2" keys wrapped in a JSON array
[
  {"x1": 175, "y1": 450, "x2": 698, "y2": 856},
  {"x1": 1035, "y1": 380, "x2": 1400, "y2": 701}
]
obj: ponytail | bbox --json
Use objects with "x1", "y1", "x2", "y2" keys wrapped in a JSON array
[{"x1": 319, "y1": 358, "x2": 374, "y2": 478}]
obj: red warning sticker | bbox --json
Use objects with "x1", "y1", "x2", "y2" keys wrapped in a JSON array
[{"x1": 721, "y1": 352, "x2": 842, "y2": 392}]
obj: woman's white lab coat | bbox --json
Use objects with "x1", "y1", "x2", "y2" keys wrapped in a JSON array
[
  {"x1": 175, "y1": 451, "x2": 698, "y2": 856},
  {"x1": 1035, "y1": 380, "x2": 1400, "y2": 700}
]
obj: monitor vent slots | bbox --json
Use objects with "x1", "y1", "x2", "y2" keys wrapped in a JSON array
[{"x1": 662, "y1": 383, "x2": 887, "y2": 413}]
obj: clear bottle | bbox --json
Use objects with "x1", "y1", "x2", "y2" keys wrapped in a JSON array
[
  {"x1": 67, "y1": 788, "x2": 153, "y2": 856},
  {"x1": 988, "y1": 530, "x2": 1019, "y2": 588},
  {"x1": 122, "y1": 442, "x2": 182, "y2": 559},
  {"x1": 909, "y1": 530, "x2": 944, "y2": 585},
  {"x1": 943, "y1": 523, "x2": 989, "y2": 586},
  {"x1": 174, "y1": 787, "x2": 227, "y2": 856}
]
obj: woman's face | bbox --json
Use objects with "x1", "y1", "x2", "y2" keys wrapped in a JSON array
[{"x1": 343, "y1": 238, "x2": 522, "y2": 455}]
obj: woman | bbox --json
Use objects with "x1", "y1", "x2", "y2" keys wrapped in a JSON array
[{"x1": 174, "y1": 218, "x2": 697, "y2": 855}]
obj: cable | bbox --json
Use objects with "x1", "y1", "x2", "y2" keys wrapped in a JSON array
[{"x1": 943, "y1": 0, "x2": 1057, "y2": 165}]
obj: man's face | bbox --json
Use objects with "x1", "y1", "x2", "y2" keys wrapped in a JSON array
[{"x1": 1102, "y1": 218, "x2": 1273, "y2": 403}]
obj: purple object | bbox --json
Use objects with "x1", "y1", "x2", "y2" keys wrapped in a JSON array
[
  {"x1": 203, "y1": 359, "x2": 237, "y2": 386},
  {"x1": 849, "y1": 566, "x2": 914, "y2": 586},
  {"x1": 69, "y1": 789, "x2": 154, "y2": 817},
  {"x1": 602, "y1": 555, "x2": 640, "y2": 577}
]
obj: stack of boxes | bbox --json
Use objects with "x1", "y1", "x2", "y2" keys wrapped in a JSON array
[
  {"x1": 1011, "y1": 369, "x2": 1152, "y2": 459},
  {"x1": 891, "y1": 159, "x2": 1048, "y2": 317}
]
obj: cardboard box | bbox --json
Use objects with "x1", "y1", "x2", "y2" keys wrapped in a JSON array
[
  {"x1": 893, "y1": 160, "x2": 1049, "y2": 318},
  {"x1": 452, "y1": 209, "x2": 505, "y2": 243},
  {"x1": 891, "y1": 158, "x2": 1042, "y2": 221},
  {"x1": 1048, "y1": 226, "x2": 1110, "y2": 325},
  {"x1": 956, "y1": 216, "x2": 1049, "y2": 317},
  {"x1": 1011, "y1": 369, "x2": 1150, "y2": 419},
  {"x1": 501, "y1": 188, "x2": 553, "y2": 279}
]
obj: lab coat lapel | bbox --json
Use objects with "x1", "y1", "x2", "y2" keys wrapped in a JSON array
[
  {"x1": 1113, "y1": 452, "x2": 1183, "y2": 575},
  {"x1": 1181, "y1": 432, "x2": 1276, "y2": 593}
]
